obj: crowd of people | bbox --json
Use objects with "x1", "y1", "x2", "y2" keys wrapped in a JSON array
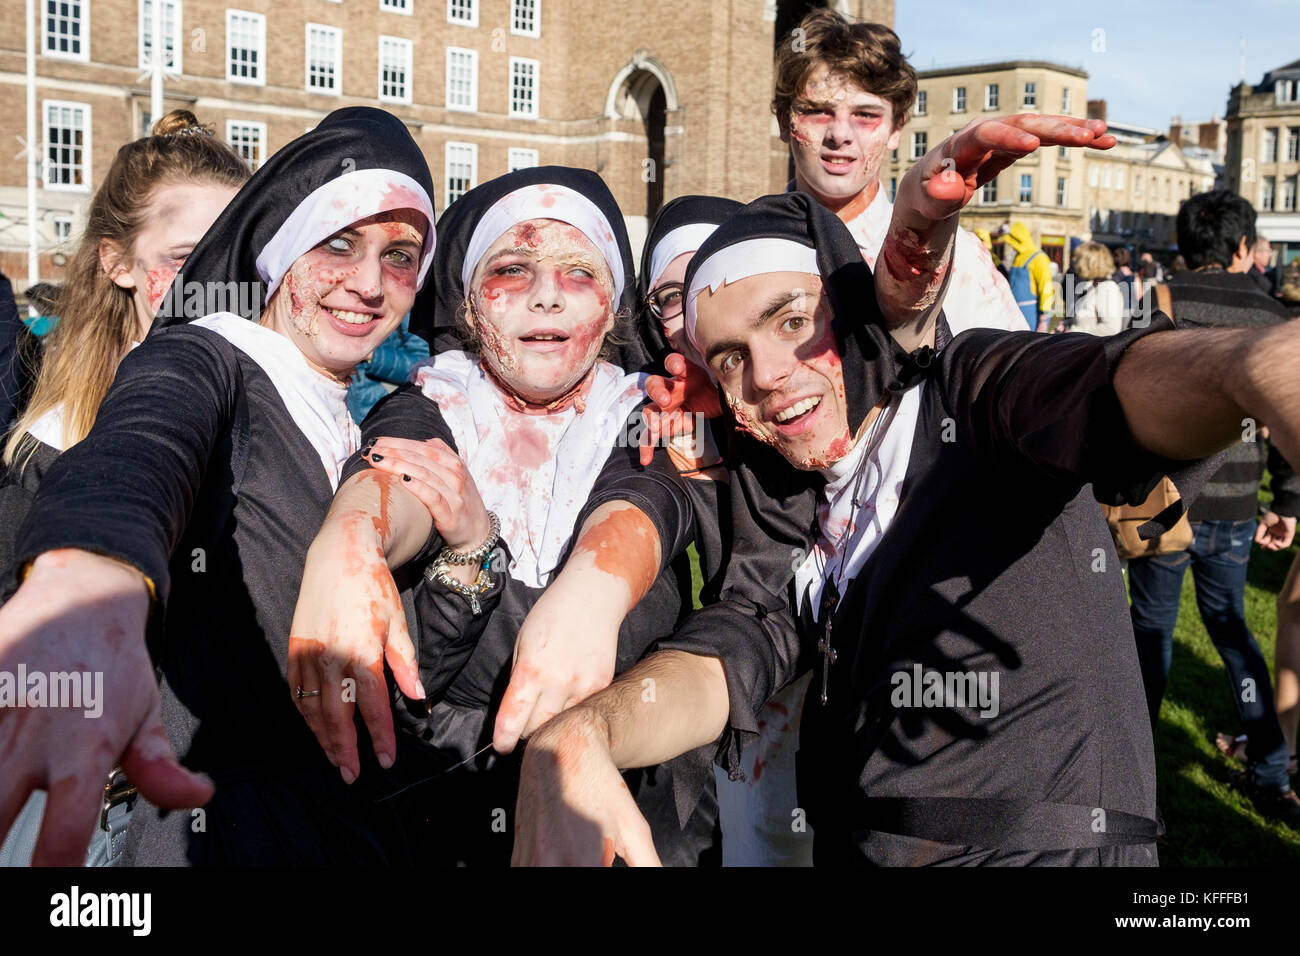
[{"x1": 0, "y1": 9, "x2": 1298, "y2": 868}]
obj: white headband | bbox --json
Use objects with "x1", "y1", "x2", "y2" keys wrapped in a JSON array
[
  {"x1": 460, "y1": 183, "x2": 624, "y2": 296},
  {"x1": 255, "y1": 168, "x2": 436, "y2": 302},
  {"x1": 684, "y1": 237, "x2": 820, "y2": 360},
  {"x1": 647, "y1": 222, "x2": 719, "y2": 292}
]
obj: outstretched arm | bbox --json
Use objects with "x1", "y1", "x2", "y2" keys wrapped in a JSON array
[
  {"x1": 877, "y1": 115, "x2": 1115, "y2": 349},
  {"x1": 512, "y1": 649, "x2": 729, "y2": 866}
]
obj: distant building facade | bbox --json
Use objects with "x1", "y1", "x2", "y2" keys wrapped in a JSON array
[
  {"x1": 892, "y1": 59, "x2": 1089, "y2": 269},
  {"x1": 0, "y1": 0, "x2": 892, "y2": 290},
  {"x1": 1225, "y1": 57, "x2": 1300, "y2": 268}
]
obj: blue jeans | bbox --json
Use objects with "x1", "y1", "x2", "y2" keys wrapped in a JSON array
[{"x1": 1129, "y1": 519, "x2": 1291, "y2": 790}]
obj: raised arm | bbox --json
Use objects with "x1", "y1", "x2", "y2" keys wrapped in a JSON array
[{"x1": 876, "y1": 115, "x2": 1115, "y2": 349}]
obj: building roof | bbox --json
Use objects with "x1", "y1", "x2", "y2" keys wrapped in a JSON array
[
  {"x1": 1256, "y1": 58, "x2": 1300, "y2": 92},
  {"x1": 915, "y1": 59, "x2": 1087, "y2": 81}
]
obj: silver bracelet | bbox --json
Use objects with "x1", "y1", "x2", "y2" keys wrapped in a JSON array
[
  {"x1": 438, "y1": 511, "x2": 501, "y2": 566},
  {"x1": 427, "y1": 561, "x2": 495, "y2": 616}
]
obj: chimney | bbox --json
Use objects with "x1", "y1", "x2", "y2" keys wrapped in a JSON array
[
  {"x1": 1087, "y1": 98, "x2": 1107, "y2": 121},
  {"x1": 1170, "y1": 114, "x2": 1183, "y2": 144}
]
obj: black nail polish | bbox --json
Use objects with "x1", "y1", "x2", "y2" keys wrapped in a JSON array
[
  {"x1": 370, "y1": 453, "x2": 384, "y2": 462},
  {"x1": 402, "y1": 474, "x2": 411, "y2": 482}
]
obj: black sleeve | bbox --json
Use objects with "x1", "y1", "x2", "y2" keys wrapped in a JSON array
[
  {"x1": 1269, "y1": 441, "x2": 1300, "y2": 519},
  {"x1": 571, "y1": 405, "x2": 695, "y2": 570},
  {"x1": 13, "y1": 326, "x2": 237, "y2": 601},
  {"x1": 653, "y1": 597, "x2": 805, "y2": 778},
  {"x1": 340, "y1": 382, "x2": 459, "y2": 568},
  {"x1": 404, "y1": 560, "x2": 506, "y2": 707},
  {"x1": 938, "y1": 317, "x2": 1213, "y2": 510}
]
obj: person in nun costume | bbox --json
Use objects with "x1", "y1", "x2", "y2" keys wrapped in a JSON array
[
  {"x1": 0, "y1": 107, "x2": 440, "y2": 865},
  {"x1": 510, "y1": 114, "x2": 1300, "y2": 866},
  {"x1": 289, "y1": 167, "x2": 714, "y2": 865}
]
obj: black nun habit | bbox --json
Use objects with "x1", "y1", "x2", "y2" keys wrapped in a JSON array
[
  {"x1": 13, "y1": 106, "x2": 438, "y2": 865},
  {"x1": 660, "y1": 191, "x2": 1215, "y2": 866}
]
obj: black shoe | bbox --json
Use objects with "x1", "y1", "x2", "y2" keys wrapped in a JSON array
[{"x1": 1229, "y1": 768, "x2": 1300, "y2": 822}]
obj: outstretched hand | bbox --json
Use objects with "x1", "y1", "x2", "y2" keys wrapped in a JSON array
[
  {"x1": 639, "y1": 352, "x2": 723, "y2": 469},
  {"x1": 904, "y1": 115, "x2": 1116, "y2": 223}
]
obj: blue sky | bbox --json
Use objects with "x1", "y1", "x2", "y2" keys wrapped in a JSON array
[{"x1": 893, "y1": 0, "x2": 1300, "y2": 130}]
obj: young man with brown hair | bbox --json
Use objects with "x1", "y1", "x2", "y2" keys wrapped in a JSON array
[{"x1": 772, "y1": 9, "x2": 1024, "y2": 335}]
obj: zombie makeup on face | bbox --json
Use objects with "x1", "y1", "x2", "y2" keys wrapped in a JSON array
[
  {"x1": 263, "y1": 210, "x2": 426, "y2": 381},
  {"x1": 698, "y1": 272, "x2": 854, "y2": 470},
  {"x1": 466, "y1": 219, "x2": 617, "y2": 407},
  {"x1": 784, "y1": 64, "x2": 900, "y2": 212}
]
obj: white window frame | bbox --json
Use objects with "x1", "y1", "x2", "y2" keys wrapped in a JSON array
[
  {"x1": 379, "y1": 35, "x2": 413, "y2": 105},
  {"x1": 1115, "y1": 167, "x2": 1124, "y2": 191},
  {"x1": 1019, "y1": 173, "x2": 1033, "y2": 204},
  {"x1": 446, "y1": 46, "x2": 478, "y2": 112},
  {"x1": 445, "y1": 141, "x2": 478, "y2": 208},
  {"x1": 979, "y1": 179, "x2": 997, "y2": 204},
  {"x1": 511, "y1": 0, "x2": 540, "y2": 37},
  {"x1": 1088, "y1": 165, "x2": 1098, "y2": 187},
  {"x1": 1056, "y1": 176, "x2": 1067, "y2": 207},
  {"x1": 915, "y1": 90, "x2": 927, "y2": 116},
  {"x1": 1022, "y1": 81, "x2": 1037, "y2": 108},
  {"x1": 1283, "y1": 176, "x2": 1297, "y2": 213},
  {"x1": 139, "y1": 0, "x2": 182, "y2": 74},
  {"x1": 447, "y1": 0, "x2": 477, "y2": 26},
  {"x1": 952, "y1": 86, "x2": 966, "y2": 112},
  {"x1": 911, "y1": 131, "x2": 927, "y2": 160},
  {"x1": 226, "y1": 10, "x2": 266, "y2": 86},
  {"x1": 1287, "y1": 127, "x2": 1300, "y2": 163},
  {"x1": 1062, "y1": 88, "x2": 1072, "y2": 113},
  {"x1": 984, "y1": 84, "x2": 998, "y2": 110},
  {"x1": 43, "y1": 99, "x2": 91, "y2": 192},
  {"x1": 508, "y1": 147, "x2": 540, "y2": 171},
  {"x1": 1263, "y1": 127, "x2": 1278, "y2": 163},
  {"x1": 509, "y1": 57, "x2": 540, "y2": 119},
  {"x1": 305, "y1": 23, "x2": 343, "y2": 95},
  {"x1": 43, "y1": 0, "x2": 88, "y2": 61},
  {"x1": 52, "y1": 214, "x2": 74, "y2": 241},
  {"x1": 380, "y1": 0, "x2": 412, "y2": 14},
  {"x1": 226, "y1": 119, "x2": 268, "y2": 170},
  {"x1": 1102, "y1": 166, "x2": 1111, "y2": 188}
]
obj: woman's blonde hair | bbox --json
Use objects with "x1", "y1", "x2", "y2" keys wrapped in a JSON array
[
  {"x1": 5, "y1": 110, "x2": 249, "y2": 468},
  {"x1": 1071, "y1": 241, "x2": 1117, "y2": 281}
]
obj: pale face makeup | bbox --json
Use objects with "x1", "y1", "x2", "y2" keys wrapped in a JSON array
[
  {"x1": 782, "y1": 63, "x2": 902, "y2": 215},
  {"x1": 650, "y1": 251, "x2": 692, "y2": 353},
  {"x1": 467, "y1": 218, "x2": 616, "y2": 405},
  {"x1": 261, "y1": 209, "x2": 427, "y2": 381},
  {"x1": 695, "y1": 270, "x2": 854, "y2": 470},
  {"x1": 103, "y1": 181, "x2": 240, "y2": 340}
]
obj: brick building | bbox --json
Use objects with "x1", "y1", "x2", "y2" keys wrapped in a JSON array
[{"x1": 0, "y1": 0, "x2": 892, "y2": 290}]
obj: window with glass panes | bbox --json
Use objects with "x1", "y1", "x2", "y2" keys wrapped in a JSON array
[
  {"x1": 139, "y1": 0, "x2": 181, "y2": 72},
  {"x1": 985, "y1": 84, "x2": 998, "y2": 109},
  {"x1": 911, "y1": 131, "x2": 927, "y2": 159},
  {"x1": 227, "y1": 11, "x2": 265, "y2": 83},
  {"x1": 379, "y1": 36, "x2": 412, "y2": 103},
  {"x1": 306, "y1": 24, "x2": 341, "y2": 93},
  {"x1": 508, "y1": 148, "x2": 539, "y2": 171},
  {"x1": 445, "y1": 142, "x2": 477, "y2": 206},
  {"x1": 511, "y1": 0, "x2": 539, "y2": 35},
  {"x1": 448, "y1": 0, "x2": 476, "y2": 25},
  {"x1": 510, "y1": 58, "x2": 539, "y2": 117},
  {"x1": 1019, "y1": 173, "x2": 1032, "y2": 202},
  {"x1": 44, "y1": 0, "x2": 86, "y2": 59},
  {"x1": 1022, "y1": 82, "x2": 1036, "y2": 107},
  {"x1": 44, "y1": 101, "x2": 89, "y2": 189},
  {"x1": 226, "y1": 120, "x2": 266, "y2": 169},
  {"x1": 446, "y1": 47, "x2": 477, "y2": 110}
]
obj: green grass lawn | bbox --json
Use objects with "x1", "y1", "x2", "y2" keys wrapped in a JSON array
[
  {"x1": 1151, "y1": 538, "x2": 1299, "y2": 865},
  {"x1": 685, "y1": 475, "x2": 1300, "y2": 865}
]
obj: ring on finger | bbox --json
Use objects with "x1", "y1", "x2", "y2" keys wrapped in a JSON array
[{"x1": 295, "y1": 685, "x2": 321, "y2": 700}]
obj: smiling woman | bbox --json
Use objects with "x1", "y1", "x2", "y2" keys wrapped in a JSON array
[
  {"x1": 0, "y1": 107, "x2": 441, "y2": 866},
  {"x1": 287, "y1": 167, "x2": 715, "y2": 865}
]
